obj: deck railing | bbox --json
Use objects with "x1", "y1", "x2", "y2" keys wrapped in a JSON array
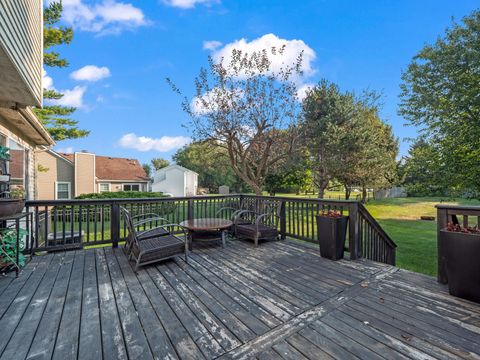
[
  {"x1": 25, "y1": 194, "x2": 396, "y2": 265},
  {"x1": 436, "y1": 204, "x2": 480, "y2": 283}
]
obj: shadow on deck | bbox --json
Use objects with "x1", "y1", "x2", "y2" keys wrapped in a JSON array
[{"x1": 0, "y1": 239, "x2": 479, "y2": 359}]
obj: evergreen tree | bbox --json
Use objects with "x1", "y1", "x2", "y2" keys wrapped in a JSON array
[{"x1": 34, "y1": 1, "x2": 89, "y2": 141}]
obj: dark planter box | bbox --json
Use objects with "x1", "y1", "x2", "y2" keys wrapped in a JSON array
[
  {"x1": 0, "y1": 199, "x2": 25, "y2": 218},
  {"x1": 316, "y1": 215, "x2": 348, "y2": 260},
  {"x1": 440, "y1": 229, "x2": 480, "y2": 303}
]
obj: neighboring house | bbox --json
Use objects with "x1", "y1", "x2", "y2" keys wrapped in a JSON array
[
  {"x1": 35, "y1": 150, "x2": 150, "y2": 200},
  {"x1": 152, "y1": 164, "x2": 198, "y2": 197},
  {"x1": 0, "y1": 1, "x2": 56, "y2": 199}
]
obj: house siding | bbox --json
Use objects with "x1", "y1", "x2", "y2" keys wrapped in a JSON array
[
  {"x1": 0, "y1": 0, "x2": 43, "y2": 106},
  {"x1": 75, "y1": 153, "x2": 95, "y2": 196},
  {"x1": 35, "y1": 151, "x2": 74, "y2": 200}
]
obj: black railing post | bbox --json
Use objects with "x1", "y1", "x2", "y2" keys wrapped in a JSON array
[
  {"x1": 348, "y1": 202, "x2": 360, "y2": 260},
  {"x1": 280, "y1": 200, "x2": 286, "y2": 240},
  {"x1": 187, "y1": 199, "x2": 194, "y2": 220},
  {"x1": 111, "y1": 202, "x2": 120, "y2": 248},
  {"x1": 437, "y1": 206, "x2": 448, "y2": 284}
]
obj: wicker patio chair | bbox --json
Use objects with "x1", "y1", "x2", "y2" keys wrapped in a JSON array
[
  {"x1": 121, "y1": 207, "x2": 171, "y2": 255},
  {"x1": 234, "y1": 199, "x2": 281, "y2": 247},
  {"x1": 122, "y1": 207, "x2": 188, "y2": 271},
  {"x1": 215, "y1": 198, "x2": 257, "y2": 234}
]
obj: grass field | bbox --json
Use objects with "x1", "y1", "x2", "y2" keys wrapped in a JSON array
[{"x1": 364, "y1": 197, "x2": 480, "y2": 276}]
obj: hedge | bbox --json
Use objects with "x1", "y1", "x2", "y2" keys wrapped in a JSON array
[{"x1": 75, "y1": 191, "x2": 168, "y2": 199}]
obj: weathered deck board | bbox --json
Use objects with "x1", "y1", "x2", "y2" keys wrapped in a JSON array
[{"x1": 0, "y1": 239, "x2": 479, "y2": 360}]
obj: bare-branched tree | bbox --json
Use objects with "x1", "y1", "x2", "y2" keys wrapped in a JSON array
[{"x1": 168, "y1": 47, "x2": 303, "y2": 194}]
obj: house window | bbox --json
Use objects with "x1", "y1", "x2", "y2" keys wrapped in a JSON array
[
  {"x1": 56, "y1": 182, "x2": 71, "y2": 199},
  {"x1": 99, "y1": 183, "x2": 110, "y2": 192},
  {"x1": 123, "y1": 184, "x2": 140, "y2": 191},
  {"x1": 8, "y1": 139, "x2": 25, "y2": 187}
]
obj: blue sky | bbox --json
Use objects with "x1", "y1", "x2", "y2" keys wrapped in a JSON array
[{"x1": 46, "y1": 0, "x2": 479, "y2": 164}]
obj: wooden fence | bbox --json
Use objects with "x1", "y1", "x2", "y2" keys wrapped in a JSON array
[{"x1": 25, "y1": 194, "x2": 397, "y2": 265}]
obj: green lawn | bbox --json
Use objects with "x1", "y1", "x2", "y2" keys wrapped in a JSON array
[{"x1": 364, "y1": 197, "x2": 480, "y2": 276}]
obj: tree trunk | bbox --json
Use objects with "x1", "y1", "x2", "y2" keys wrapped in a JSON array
[
  {"x1": 316, "y1": 166, "x2": 330, "y2": 198},
  {"x1": 317, "y1": 179, "x2": 329, "y2": 198},
  {"x1": 345, "y1": 186, "x2": 351, "y2": 200},
  {"x1": 361, "y1": 185, "x2": 367, "y2": 203},
  {"x1": 252, "y1": 184, "x2": 263, "y2": 195}
]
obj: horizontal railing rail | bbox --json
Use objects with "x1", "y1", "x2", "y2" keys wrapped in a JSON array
[
  {"x1": 358, "y1": 203, "x2": 396, "y2": 265},
  {"x1": 25, "y1": 194, "x2": 396, "y2": 265},
  {"x1": 436, "y1": 204, "x2": 480, "y2": 283}
]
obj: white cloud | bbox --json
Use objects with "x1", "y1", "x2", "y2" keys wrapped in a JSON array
[
  {"x1": 118, "y1": 133, "x2": 191, "y2": 152},
  {"x1": 43, "y1": 69, "x2": 88, "y2": 108},
  {"x1": 42, "y1": 69, "x2": 54, "y2": 90},
  {"x1": 56, "y1": 147, "x2": 74, "y2": 154},
  {"x1": 163, "y1": 0, "x2": 219, "y2": 9},
  {"x1": 58, "y1": 0, "x2": 148, "y2": 35},
  {"x1": 296, "y1": 83, "x2": 314, "y2": 102},
  {"x1": 191, "y1": 87, "x2": 243, "y2": 115},
  {"x1": 70, "y1": 65, "x2": 111, "y2": 82},
  {"x1": 212, "y1": 33, "x2": 317, "y2": 82},
  {"x1": 51, "y1": 86, "x2": 87, "y2": 108},
  {"x1": 203, "y1": 40, "x2": 222, "y2": 51}
]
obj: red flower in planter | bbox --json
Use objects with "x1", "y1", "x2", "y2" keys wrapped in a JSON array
[
  {"x1": 445, "y1": 222, "x2": 480, "y2": 234},
  {"x1": 319, "y1": 209, "x2": 344, "y2": 218}
]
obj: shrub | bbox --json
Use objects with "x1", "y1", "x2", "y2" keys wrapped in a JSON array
[
  {"x1": 0, "y1": 229, "x2": 26, "y2": 270},
  {"x1": 75, "y1": 191, "x2": 168, "y2": 199}
]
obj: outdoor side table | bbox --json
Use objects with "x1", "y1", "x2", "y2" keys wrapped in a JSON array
[
  {"x1": 0, "y1": 212, "x2": 32, "y2": 277},
  {"x1": 179, "y1": 218, "x2": 233, "y2": 250}
]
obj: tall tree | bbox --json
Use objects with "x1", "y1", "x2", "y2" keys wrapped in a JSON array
[
  {"x1": 332, "y1": 103, "x2": 398, "y2": 201},
  {"x1": 168, "y1": 46, "x2": 302, "y2": 195},
  {"x1": 301, "y1": 80, "x2": 358, "y2": 198},
  {"x1": 303, "y1": 81, "x2": 398, "y2": 200},
  {"x1": 151, "y1": 158, "x2": 170, "y2": 171},
  {"x1": 399, "y1": 139, "x2": 450, "y2": 196},
  {"x1": 399, "y1": 10, "x2": 480, "y2": 194},
  {"x1": 33, "y1": 1, "x2": 89, "y2": 141}
]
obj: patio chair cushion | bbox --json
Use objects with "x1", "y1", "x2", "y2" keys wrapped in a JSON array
[
  {"x1": 131, "y1": 235, "x2": 185, "y2": 264},
  {"x1": 137, "y1": 226, "x2": 169, "y2": 240},
  {"x1": 236, "y1": 223, "x2": 278, "y2": 239}
]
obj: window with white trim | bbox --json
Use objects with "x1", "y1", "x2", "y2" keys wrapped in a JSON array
[
  {"x1": 56, "y1": 182, "x2": 71, "y2": 199},
  {"x1": 123, "y1": 183, "x2": 140, "y2": 191},
  {"x1": 99, "y1": 183, "x2": 110, "y2": 192}
]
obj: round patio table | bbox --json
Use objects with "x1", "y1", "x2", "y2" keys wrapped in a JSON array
[{"x1": 179, "y1": 218, "x2": 233, "y2": 249}]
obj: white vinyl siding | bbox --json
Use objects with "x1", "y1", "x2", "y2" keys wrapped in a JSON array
[
  {"x1": 0, "y1": 0, "x2": 43, "y2": 106},
  {"x1": 56, "y1": 182, "x2": 71, "y2": 200}
]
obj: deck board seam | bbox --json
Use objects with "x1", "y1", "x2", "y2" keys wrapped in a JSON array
[
  {"x1": 0, "y1": 253, "x2": 56, "y2": 358},
  {"x1": 6, "y1": 253, "x2": 70, "y2": 360},
  {"x1": 217, "y1": 266, "x2": 399, "y2": 359}
]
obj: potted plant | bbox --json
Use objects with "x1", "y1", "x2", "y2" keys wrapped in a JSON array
[
  {"x1": 0, "y1": 187, "x2": 26, "y2": 218},
  {"x1": 439, "y1": 222, "x2": 480, "y2": 303},
  {"x1": 316, "y1": 209, "x2": 349, "y2": 260}
]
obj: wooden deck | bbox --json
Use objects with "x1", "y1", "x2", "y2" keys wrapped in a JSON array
[{"x1": 1, "y1": 239, "x2": 479, "y2": 360}]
